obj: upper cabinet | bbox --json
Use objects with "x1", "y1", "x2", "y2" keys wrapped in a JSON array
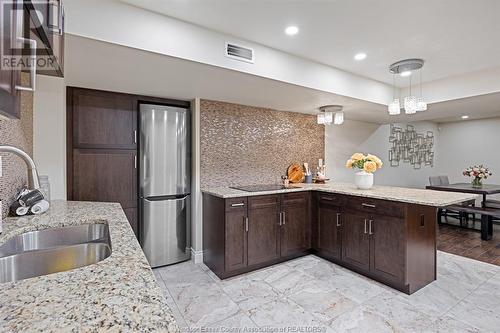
[
  {"x1": 24, "y1": 0, "x2": 65, "y2": 77},
  {"x1": 0, "y1": 0, "x2": 23, "y2": 118},
  {"x1": 0, "y1": 0, "x2": 64, "y2": 118}
]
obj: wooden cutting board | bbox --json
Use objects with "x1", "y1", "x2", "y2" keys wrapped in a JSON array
[{"x1": 287, "y1": 163, "x2": 305, "y2": 183}]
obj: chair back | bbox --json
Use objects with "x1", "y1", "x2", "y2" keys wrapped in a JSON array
[
  {"x1": 429, "y1": 176, "x2": 442, "y2": 186},
  {"x1": 439, "y1": 176, "x2": 450, "y2": 185}
]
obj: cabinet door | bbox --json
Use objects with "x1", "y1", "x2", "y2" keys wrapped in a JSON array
[
  {"x1": 247, "y1": 195, "x2": 280, "y2": 266},
  {"x1": 225, "y1": 209, "x2": 248, "y2": 272},
  {"x1": 72, "y1": 149, "x2": 137, "y2": 209},
  {"x1": 342, "y1": 213, "x2": 370, "y2": 272},
  {"x1": 281, "y1": 193, "x2": 310, "y2": 258},
  {"x1": 369, "y1": 216, "x2": 405, "y2": 284},
  {"x1": 123, "y1": 207, "x2": 138, "y2": 238},
  {"x1": 71, "y1": 89, "x2": 137, "y2": 149},
  {"x1": 0, "y1": 0, "x2": 21, "y2": 118},
  {"x1": 317, "y1": 204, "x2": 342, "y2": 261}
]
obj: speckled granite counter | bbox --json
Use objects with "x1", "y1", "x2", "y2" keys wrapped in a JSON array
[
  {"x1": 203, "y1": 182, "x2": 478, "y2": 207},
  {"x1": 0, "y1": 201, "x2": 179, "y2": 333}
]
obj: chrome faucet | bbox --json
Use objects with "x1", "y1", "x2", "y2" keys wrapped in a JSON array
[{"x1": 0, "y1": 145, "x2": 40, "y2": 189}]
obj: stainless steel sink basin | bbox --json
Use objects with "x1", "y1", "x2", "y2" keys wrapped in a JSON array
[
  {"x1": 0, "y1": 223, "x2": 109, "y2": 257},
  {"x1": 0, "y1": 224, "x2": 112, "y2": 284}
]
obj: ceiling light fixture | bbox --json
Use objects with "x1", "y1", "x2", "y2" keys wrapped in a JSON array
[
  {"x1": 461, "y1": 115, "x2": 469, "y2": 119},
  {"x1": 354, "y1": 52, "x2": 367, "y2": 61},
  {"x1": 285, "y1": 26, "x2": 299, "y2": 36},
  {"x1": 318, "y1": 105, "x2": 344, "y2": 125},
  {"x1": 388, "y1": 58, "x2": 427, "y2": 115}
]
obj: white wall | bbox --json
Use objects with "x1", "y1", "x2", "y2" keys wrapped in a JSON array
[
  {"x1": 33, "y1": 75, "x2": 66, "y2": 199},
  {"x1": 325, "y1": 120, "x2": 439, "y2": 189},
  {"x1": 437, "y1": 117, "x2": 500, "y2": 186}
]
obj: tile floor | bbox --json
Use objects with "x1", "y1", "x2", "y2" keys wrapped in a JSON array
[
  {"x1": 438, "y1": 221, "x2": 500, "y2": 265},
  {"x1": 153, "y1": 252, "x2": 500, "y2": 332}
]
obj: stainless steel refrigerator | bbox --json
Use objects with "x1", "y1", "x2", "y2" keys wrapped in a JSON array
[{"x1": 139, "y1": 103, "x2": 191, "y2": 268}]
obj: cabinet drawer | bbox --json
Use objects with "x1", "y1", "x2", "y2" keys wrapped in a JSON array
[
  {"x1": 282, "y1": 192, "x2": 308, "y2": 206},
  {"x1": 248, "y1": 195, "x2": 280, "y2": 210},
  {"x1": 318, "y1": 193, "x2": 346, "y2": 207},
  {"x1": 346, "y1": 197, "x2": 405, "y2": 219},
  {"x1": 225, "y1": 197, "x2": 248, "y2": 211}
]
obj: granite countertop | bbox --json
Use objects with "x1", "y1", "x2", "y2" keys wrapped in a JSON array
[
  {"x1": 202, "y1": 182, "x2": 479, "y2": 207},
  {"x1": 0, "y1": 200, "x2": 179, "y2": 333}
]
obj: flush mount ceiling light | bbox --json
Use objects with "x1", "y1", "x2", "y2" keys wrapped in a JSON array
[
  {"x1": 354, "y1": 52, "x2": 367, "y2": 61},
  {"x1": 388, "y1": 58, "x2": 427, "y2": 115},
  {"x1": 285, "y1": 26, "x2": 299, "y2": 36},
  {"x1": 318, "y1": 105, "x2": 344, "y2": 125},
  {"x1": 461, "y1": 115, "x2": 470, "y2": 119}
]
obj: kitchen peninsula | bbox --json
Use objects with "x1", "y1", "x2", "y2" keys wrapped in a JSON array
[{"x1": 203, "y1": 183, "x2": 477, "y2": 294}]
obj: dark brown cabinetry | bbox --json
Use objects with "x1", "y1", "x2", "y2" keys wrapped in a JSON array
[
  {"x1": 316, "y1": 194, "x2": 343, "y2": 261},
  {"x1": 281, "y1": 193, "x2": 311, "y2": 257},
  {"x1": 0, "y1": 0, "x2": 22, "y2": 118},
  {"x1": 203, "y1": 192, "x2": 310, "y2": 279},
  {"x1": 204, "y1": 190, "x2": 437, "y2": 294},
  {"x1": 247, "y1": 195, "x2": 281, "y2": 266},
  {"x1": 341, "y1": 212, "x2": 371, "y2": 271}
]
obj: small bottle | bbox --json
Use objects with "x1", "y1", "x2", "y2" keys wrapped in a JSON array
[{"x1": 39, "y1": 175, "x2": 51, "y2": 201}]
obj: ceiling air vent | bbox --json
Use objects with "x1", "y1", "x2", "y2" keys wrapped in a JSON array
[{"x1": 225, "y1": 42, "x2": 254, "y2": 63}]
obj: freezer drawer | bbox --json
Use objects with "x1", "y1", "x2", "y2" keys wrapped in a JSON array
[
  {"x1": 139, "y1": 104, "x2": 190, "y2": 197},
  {"x1": 140, "y1": 196, "x2": 191, "y2": 267}
]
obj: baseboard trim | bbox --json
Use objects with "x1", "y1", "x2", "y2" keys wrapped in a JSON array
[{"x1": 191, "y1": 248, "x2": 204, "y2": 264}]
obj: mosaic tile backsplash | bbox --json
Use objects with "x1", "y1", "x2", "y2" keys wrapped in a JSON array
[
  {"x1": 200, "y1": 100, "x2": 325, "y2": 189},
  {"x1": 0, "y1": 73, "x2": 33, "y2": 218}
]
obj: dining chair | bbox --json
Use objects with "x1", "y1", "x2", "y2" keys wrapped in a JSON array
[{"x1": 429, "y1": 176, "x2": 475, "y2": 225}]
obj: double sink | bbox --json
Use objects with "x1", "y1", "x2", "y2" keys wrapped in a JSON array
[{"x1": 0, "y1": 223, "x2": 112, "y2": 284}]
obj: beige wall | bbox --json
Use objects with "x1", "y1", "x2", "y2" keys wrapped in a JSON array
[
  {"x1": 0, "y1": 74, "x2": 34, "y2": 217},
  {"x1": 33, "y1": 75, "x2": 66, "y2": 200},
  {"x1": 200, "y1": 100, "x2": 325, "y2": 189}
]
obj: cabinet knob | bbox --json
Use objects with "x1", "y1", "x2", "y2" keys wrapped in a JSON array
[
  {"x1": 362, "y1": 203, "x2": 376, "y2": 208},
  {"x1": 336, "y1": 213, "x2": 341, "y2": 227},
  {"x1": 231, "y1": 202, "x2": 245, "y2": 207},
  {"x1": 245, "y1": 217, "x2": 249, "y2": 232},
  {"x1": 364, "y1": 219, "x2": 368, "y2": 234},
  {"x1": 369, "y1": 220, "x2": 374, "y2": 235}
]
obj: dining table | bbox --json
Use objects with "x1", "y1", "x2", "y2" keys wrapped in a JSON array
[{"x1": 426, "y1": 183, "x2": 500, "y2": 207}]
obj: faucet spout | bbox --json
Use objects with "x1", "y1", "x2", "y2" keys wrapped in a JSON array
[{"x1": 0, "y1": 145, "x2": 40, "y2": 190}]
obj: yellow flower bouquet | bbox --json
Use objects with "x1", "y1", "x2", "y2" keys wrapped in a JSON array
[
  {"x1": 345, "y1": 153, "x2": 383, "y2": 173},
  {"x1": 346, "y1": 153, "x2": 383, "y2": 189}
]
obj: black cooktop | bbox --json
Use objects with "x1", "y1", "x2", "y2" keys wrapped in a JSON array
[{"x1": 230, "y1": 184, "x2": 288, "y2": 192}]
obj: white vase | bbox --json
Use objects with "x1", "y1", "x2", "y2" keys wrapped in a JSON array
[{"x1": 354, "y1": 171, "x2": 374, "y2": 190}]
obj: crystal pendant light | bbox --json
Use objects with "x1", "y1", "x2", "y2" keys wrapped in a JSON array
[
  {"x1": 334, "y1": 112, "x2": 344, "y2": 125},
  {"x1": 324, "y1": 111, "x2": 333, "y2": 125},
  {"x1": 404, "y1": 96, "x2": 417, "y2": 114},
  {"x1": 416, "y1": 69, "x2": 427, "y2": 111},
  {"x1": 388, "y1": 99, "x2": 401, "y2": 115},
  {"x1": 317, "y1": 113, "x2": 325, "y2": 125},
  {"x1": 388, "y1": 59, "x2": 427, "y2": 116}
]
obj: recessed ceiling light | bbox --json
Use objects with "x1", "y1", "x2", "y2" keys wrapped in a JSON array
[
  {"x1": 461, "y1": 115, "x2": 469, "y2": 119},
  {"x1": 400, "y1": 71, "x2": 412, "y2": 77},
  {"x1": 354, "y1": 52, "x2": 367, "y2": 61},
  {"x1": 285, "y1": 26, "x2": 299, "y2": 36}
]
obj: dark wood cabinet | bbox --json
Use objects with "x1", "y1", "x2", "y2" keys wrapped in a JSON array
[
  {"x1": 317, "y1": 203, "x2": 342, "y2": 261},
  {"x1": 72, "y1": 149, "x2": 137, "y2": 208},
  {"x1": 247, "y1": 195, "x2": 281, "y2": 266},
  {"x1": 71, "y1": 89, "x2": 137, "y2": 149},
  {"x1": 24, "y1": 0, "x2": 65, "y2": 77},
  {"x1": 342, "y1": 212, "x2": 370, "y2": 271},
  {"x1": 369, "y1": 216, "x2": 405, "y2": 285},
  {"x1": 281, "y1": 193, "x2": 310, "y2": 258},
  {"x1": 123, "y1": 207, "x2": 138, "y2": 237},
  {"x1": 225, "y1": 207, "x2": 248, "y2": 272},
  {"x1": 203, "y1": 191, "x2": 437, "y2": 294},
  {"x1": 0, "y1": 0, "x2": 22, "y2": 118}
]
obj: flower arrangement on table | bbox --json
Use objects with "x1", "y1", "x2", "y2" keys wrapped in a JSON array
[
  {"x1": 463, "y1": 165, "x2": 492, "y2": 188},
  {"x1": 345, "y1": 153, "x2": 383, "y2": 189}
]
